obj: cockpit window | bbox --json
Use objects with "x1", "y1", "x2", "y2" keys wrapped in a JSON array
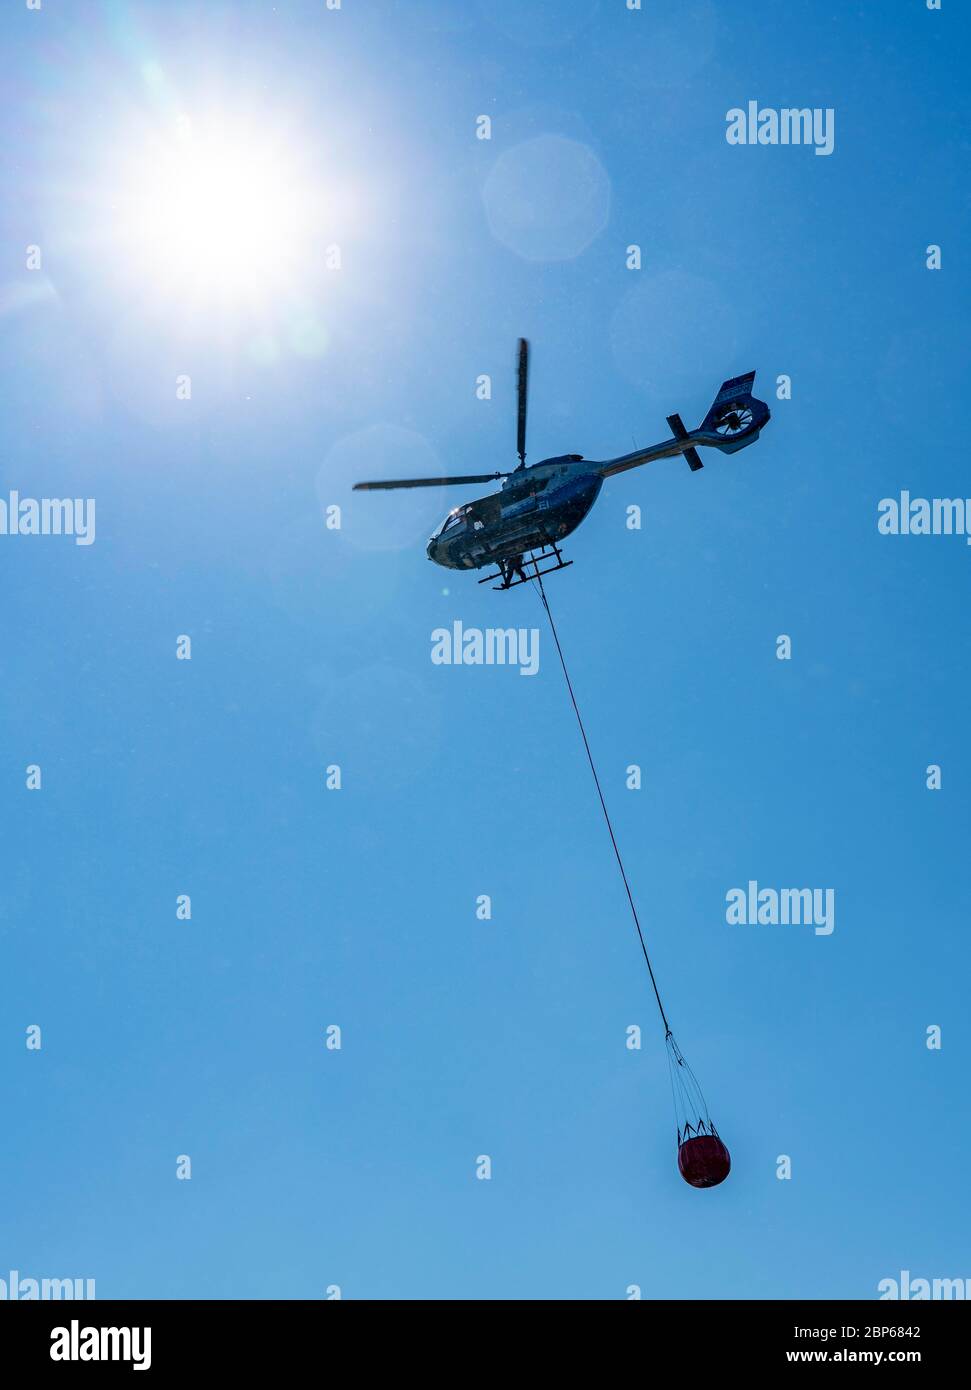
[{"x1": 435, "y1": 511, "x2": 465, "y2": 538}]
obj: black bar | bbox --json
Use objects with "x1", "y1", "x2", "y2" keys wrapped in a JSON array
[{"x1": 0, "y1": 1298, "x2": 965, "y2": 1374}]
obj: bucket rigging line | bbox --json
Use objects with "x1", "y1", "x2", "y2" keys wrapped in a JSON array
[{"x1": 531, "y1": 571, "x2": 671, "y2": 1037}]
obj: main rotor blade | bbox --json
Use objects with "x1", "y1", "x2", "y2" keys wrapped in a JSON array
[
  {"x1": 516, "y1": 337, "x2": 529, "y2": 465},
  {"x1": 353, "y1": 472, "x2": 508, "y2": 491}
]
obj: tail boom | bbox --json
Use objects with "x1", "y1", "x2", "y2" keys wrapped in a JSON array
[{"x1": 598, "y1": 370, "x2": 770, "y2": 478}]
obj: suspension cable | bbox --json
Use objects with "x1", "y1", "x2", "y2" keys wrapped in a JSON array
[{"x1": 532, "y1": 569, "x2": 672, "y2": 1036}]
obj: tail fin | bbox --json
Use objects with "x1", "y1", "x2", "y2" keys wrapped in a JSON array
[{"x1": 698, "y1": 371, "x2": 770, "y2": 454}]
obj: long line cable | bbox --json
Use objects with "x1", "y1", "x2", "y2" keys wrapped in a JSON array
[{"x1": 531, "y1": 568, "x2": 672, "y2": 1037}]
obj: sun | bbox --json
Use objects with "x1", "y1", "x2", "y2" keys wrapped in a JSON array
[{"x1": 118, "y1": 115, "x2": 321, "y2": 304}]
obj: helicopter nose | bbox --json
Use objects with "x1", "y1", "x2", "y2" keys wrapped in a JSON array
[{"x1": 427, "y1": 536, "x2": 459, "y2": 570}]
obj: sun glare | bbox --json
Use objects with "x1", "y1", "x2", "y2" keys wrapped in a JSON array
[{"x1": 120, "y1": 117, "x2": 321, "y2": 303}]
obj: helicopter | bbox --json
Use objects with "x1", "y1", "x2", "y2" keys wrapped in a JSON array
[{"x1": 354, "y1": 340, "x2": 771, "y2": 589}]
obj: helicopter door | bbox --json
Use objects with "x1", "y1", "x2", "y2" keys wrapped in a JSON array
[
  {"x1": 503, "y1": 483, "x2": 539, "y2": 519},
  {"x1": 469, "y1": 495, "x2": 501, "y2": 529}
]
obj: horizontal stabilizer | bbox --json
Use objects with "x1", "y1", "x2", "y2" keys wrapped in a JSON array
[{"x1": 667, "y1": 413, "x2": 704, "y2": 471}]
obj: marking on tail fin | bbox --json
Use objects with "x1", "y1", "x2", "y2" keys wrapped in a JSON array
[{"x1": 713, "y1": 372, "x2": 756, "y2": 404}]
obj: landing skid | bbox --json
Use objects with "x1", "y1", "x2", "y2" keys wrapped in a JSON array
[{"x1": 477, "y1": 543, "x2": 574, "y2": 591}]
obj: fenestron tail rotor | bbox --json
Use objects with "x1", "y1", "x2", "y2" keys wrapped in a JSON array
[
  {"x1": 516, "y1": 337, "x2": 529, "y2": 467},
  {"x1": 353, "y1": 472, "x2": 508, "y2": 491}
]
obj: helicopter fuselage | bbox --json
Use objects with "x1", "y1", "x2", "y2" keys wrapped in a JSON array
[{"x1": 427, "y1": 456, "x2": 602, "y2": 571}]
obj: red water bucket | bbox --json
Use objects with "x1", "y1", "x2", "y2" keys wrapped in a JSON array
[{"x1": 678, "y1": 1132, "x2": 731, "y2": 1188}]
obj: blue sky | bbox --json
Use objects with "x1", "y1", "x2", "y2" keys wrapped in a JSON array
[{"x1": 1, "y1": 0, "x2": 968, "y2": 1299}]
